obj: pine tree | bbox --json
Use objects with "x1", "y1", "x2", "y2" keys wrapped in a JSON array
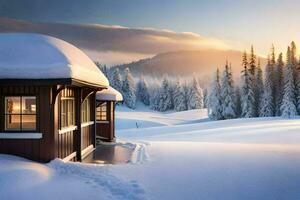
[
  {"x1": 182, "y1": 81, "x2": 190, "y2": 110},
  {"x1": 203, "y1": 88, "x2": 209, "y2": 108},
  {"x1": 157, "y1": 77, "x2": 173, "y2": 111},
  {"x1": 274, "y1": 53, "x2": 284, "y2": 116},
  {"x1": 255, "y1": 59, "x2": 264, "y2": 115},
  {"x1": 122, "y1": 68, "x2": 136, "y2": 109},
  {"x1": 249, "y1": 45, "x2": 261, "y2": 117},
  {"x1": 249, "y1": 45, "x2": 256, "y2": 76},
  {"x1": 260, "y1": 57, "x2": 274, "y2": 117},
  {"x1": 241, "y1": 51, "x2": 255, "y2": 118},
  {"x1": 110, "y1": 68, "x2": 122, "y2": 92},
  {"x1": 209, "y1": 68, "x2": 223, "y2": 120},
  {"x1": 221, "y1": 62, "x2": 236, "y2": 119},
  {"x1": 173, "y1": 80, "x2": 187, "y2": 111},
  {"x1": 137, "y1": 76, "x2": 150, "y2": 106},
  {"x1": 281, "y1": 47, "x2": 297, "y2": 118},
  {"x1": 150, "y1": 86, "x2": 160, "y2": 111},
  {"x1": 187, "y1": 77, "x2": 204, "y2": 110},
  {"x1": 234, "y1": 86, "x2": 242, "y2": 117}
]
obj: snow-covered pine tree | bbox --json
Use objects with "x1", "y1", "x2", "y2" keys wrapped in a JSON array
[
  {"x1": 255, "y1": 59, "x2": 264, "y2": 115},
  {"x1": 234, "y1": 86, "x2": 242, "y2": 117},
  {"x1": 209, "y1": 68, "x2": 223, "y2": 120},
  {"x1": 249, "y1": 45, "x2": 260, "y2": 116},
  {"x1": 137, "y1": 76, "x2": 150, "y2": 106},
  {"x1": 122, "y1": 68, "x2": 136, "y2": 109},
  {"x1": 187, "y1": 77, "x2": 204, "y2": 110},
  {"x1": 241, "y1": 51, "x2": 255, "y2": 118},
  {"x1": 182, "y1": 81, "x2": 189, "y2": 110},
  {"x1": 110, "y1": 68, "x2": 123, "y2": 92},
  {"x1": 260, "y1": 57, "x2": 275, "y2": 117},
  {"x1": 281, "y1": 47, "x2": 297, "y2": 118},
  {"x1": 203, "y1": 88, "x2": 209, "y2": 108},
  {"x1": 156, "y1": 77, "x2": 173, "y2": 111},
  {"x1": 274, "y1": 53, "x2": 284, "y2": 116},
  {"x1": 167, "y1": 79, "x2": 175, "y2": 110},
  {"x1": 249, "y1": 45, "x2": 256, "y2": 76},
  {"x1": 149, "y1": 84, "x2": 160, "y2": 110},
  {"x1": 221, "y1": 62, "x2": 236, "y2": 119},
  {"x1": 173, "y1": 80, "x2": 187, "y2": 111}
]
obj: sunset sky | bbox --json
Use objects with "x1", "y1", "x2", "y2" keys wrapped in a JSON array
[{"x1": 0, "y1": 0, "x2": 300, "y2": 58}]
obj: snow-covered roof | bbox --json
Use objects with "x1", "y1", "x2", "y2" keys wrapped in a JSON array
[
  {"x1": 0, "y1": 33, "x2": 109, "y2": 87},
  {"x1": 96, "y1": 86, "x2": 123, "y2": 101}
]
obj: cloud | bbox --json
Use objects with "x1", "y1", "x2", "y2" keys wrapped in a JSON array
[{"x1": 0, "y1": 17, "x2": 233, "y2": 64}]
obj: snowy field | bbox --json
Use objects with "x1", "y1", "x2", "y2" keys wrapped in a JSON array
[{"x1": 2, "y1": 106, "x2": 300, "y2": 200}]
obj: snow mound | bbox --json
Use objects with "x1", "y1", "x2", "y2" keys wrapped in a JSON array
[{"x1": 0, "y1": 33, "x2": 109, "y2": 87}]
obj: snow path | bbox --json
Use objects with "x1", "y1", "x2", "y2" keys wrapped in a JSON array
[{"x1": 48, "y1": 159, "x2": 147, "y2": 200}]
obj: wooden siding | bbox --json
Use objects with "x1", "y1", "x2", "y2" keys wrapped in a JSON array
[
  {"x1": 0, "y1": 85, "x2": 53, "y2": 162},
  {"x1": 55, "y1": 87, "x2": 76, "y2": 160}
]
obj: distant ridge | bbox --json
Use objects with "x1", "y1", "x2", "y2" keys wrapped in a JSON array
[{"x1": 114, "y1": 50, "x2": 267, "y2": 80}]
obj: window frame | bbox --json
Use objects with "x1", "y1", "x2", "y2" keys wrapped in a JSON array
[
  {"x1": 59, "y1": 96, "x2": 75, "y2": 130},
  {"x1": 96, "y1": 102, "x2": 108, "y2": 122},
  {"x1": 3, "y1": 95, "x2": 38, "y2": 133},
  {"x1": 81, "y1": 97, "x2": 91, "y2": 123}
]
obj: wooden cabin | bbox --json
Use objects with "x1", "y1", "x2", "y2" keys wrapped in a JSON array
[{"x1": 0, "y1": 33, "x2": 122, "y2": 162}]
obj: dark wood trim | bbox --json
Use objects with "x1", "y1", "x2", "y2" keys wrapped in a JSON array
[
  {"x1": 81, "y1": 88, "x2": 96, "y2": 104},
  {"x1": 74, "y1": 87, "x2": 82, "y2": 161},
  {"x1": 91, "y1": 92, "x2": 96, "y2": 146},
  {"x1": 51, "y1": 85, "x2": 65, "y2": 105}
]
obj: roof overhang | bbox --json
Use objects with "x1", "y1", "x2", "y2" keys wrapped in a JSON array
[{"x1": 96, "y1": 86, "x2": 123, "y2": 102}]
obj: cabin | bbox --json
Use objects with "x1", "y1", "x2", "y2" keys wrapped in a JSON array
[{"x1": 0, "y1": 33, "x2": 122, "y2": 162}]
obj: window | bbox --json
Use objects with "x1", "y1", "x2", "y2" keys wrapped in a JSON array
[
  {"x1": 96, "y1": 102, "x2": 107, "y2": 121},
  {"x1": 60, "y1": 97, "x2": 75, "y2": 128},
  {"x1": 81, "y1": 98, "x2": 90, "y2": 123},
  {"x1": 5, "y1": 96, "x2": 37, "y2": 131}
]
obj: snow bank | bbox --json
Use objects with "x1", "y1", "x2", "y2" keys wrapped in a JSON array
[
  {"x1": 0, "y1": 154, "x2": 147, "y2": 200},
  {"x1": 0, "y1": 33, "x2": 109, "y2": 87}
]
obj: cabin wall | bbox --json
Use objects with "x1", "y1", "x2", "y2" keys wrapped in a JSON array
[
  {"x1": 0, "y1": 85, "x2": 54, "y2": 162},
  {"x1": 96, "y1": 101, "x2": 115, "y2": 142}
]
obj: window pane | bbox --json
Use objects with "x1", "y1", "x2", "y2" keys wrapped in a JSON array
[
  {"x1": 68, "y1": 99, "x2": 75, "y2": 126},
  {"x1": 22, "y1": 115, "x2": 36, "y2": 130},
  {"x1": 5, "y1": 114, "x2": 21, "y2": 131},
  {"x1": 61, "y1": 100, "x2": 67, "y2": 128},
  {"x1": 22, "y1": 97, "x2": 36, "y2": 114},
  {"x1": 5, "y1": 97, "x2": 21, "y2": 114},
  {"x1": 96, "y1": 103, "x2": 107, "y2": 121}
]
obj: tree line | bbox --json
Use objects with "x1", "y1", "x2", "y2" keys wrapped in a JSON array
[
  {"x1": 209, "y1": 42, "x2": 299, "y2": 120},
  {"x1": 97, "y1": 63, "x2": 208, "y2": 111}
]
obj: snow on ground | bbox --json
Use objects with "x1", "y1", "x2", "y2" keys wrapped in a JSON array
[
  {"x1": 2, "y1": 107, "x2": 300, "y2": 200},
  {"x1": 116, "y1": 103, "x2": 208, "y2": 129}
]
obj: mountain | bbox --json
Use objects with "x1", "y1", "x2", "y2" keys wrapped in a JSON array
[{"x1": 114, "y1": 50, "x2": 267, "y2": 81}]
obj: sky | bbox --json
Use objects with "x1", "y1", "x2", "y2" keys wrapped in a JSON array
[{"x1": 0, "y1": 0, "x2": 300, "y2": 57}]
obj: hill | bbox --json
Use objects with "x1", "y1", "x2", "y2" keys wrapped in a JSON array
[{"x1": 114, "y1": 50, "x2": 267, "y2": 81}]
